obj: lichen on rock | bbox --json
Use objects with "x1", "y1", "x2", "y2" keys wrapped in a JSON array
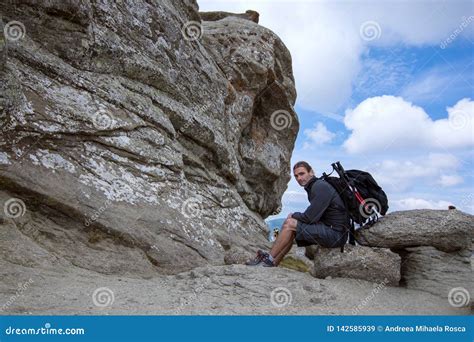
[{"x1": 0, "y1": 0, "x2": 297, "y2": 274}]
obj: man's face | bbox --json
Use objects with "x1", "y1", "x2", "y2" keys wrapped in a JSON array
[{"x1": 293, "y1": 167, "x2": 314, "y2": 187}]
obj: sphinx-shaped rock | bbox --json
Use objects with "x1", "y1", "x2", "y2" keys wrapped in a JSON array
[
  {"x1": 356, "y1": 210, "x2": 473, "y2": 303},
  {"x1": 0, "y1": 0, "x2": 297, "y2": 274}
]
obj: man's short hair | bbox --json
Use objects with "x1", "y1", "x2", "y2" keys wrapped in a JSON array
[{"x1": 293, "y1": 161, "x2": 312, "y2": 172}]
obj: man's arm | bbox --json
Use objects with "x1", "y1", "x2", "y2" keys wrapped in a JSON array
[{"x1": 291, "y1": 181, "x2": 335, "y2": 224}]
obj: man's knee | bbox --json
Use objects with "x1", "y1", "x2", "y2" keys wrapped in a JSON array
[{"x1": 283, "y1": 218, "x2": 297, "y2": 232}]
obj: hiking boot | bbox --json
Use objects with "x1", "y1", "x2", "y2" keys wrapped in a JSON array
[
  {"x1": 245, "y1": 250, "x2": 268, "y2": 266},
  {"x1": 261, "y1": 254, "x2": 276, "y2": 267}
]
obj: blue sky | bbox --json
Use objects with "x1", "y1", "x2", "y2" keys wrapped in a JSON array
[{"x1": 199, "y1": 0, "x2": 474, "y2": 217}]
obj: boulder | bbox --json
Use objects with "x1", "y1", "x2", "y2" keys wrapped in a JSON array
[
  {"x1": 355, "y1": 210, "x2": 473, "y2": 252},
  {"x1": 397, "y1": 246, "x2": 472, "y2": 304},
  {"x1": 312, "y1": 245, "x2": 401, "y2": 286}
]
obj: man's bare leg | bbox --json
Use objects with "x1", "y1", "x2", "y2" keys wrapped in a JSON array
[
  {"x1": 270, "y1": 218, "x2": 297, "y2": 265},
  {"x1": 273, "y1": 238, "x2": 294, "y2": 265}
]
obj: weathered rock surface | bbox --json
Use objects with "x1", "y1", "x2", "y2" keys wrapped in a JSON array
[
  {"x1": 223, "y1": 246, "x2": 252, "y2": 265},
  {"x1": 398, "y1": 246, "x2": 472, "y2": 300},
  {"x1": 1, "y1": 259, "x2": 469, "y2": 315},
  {"x1": 0, "y1": 1, "x2": 297, "y2": 274},
  {"x1": 312, "y1": 245, "x2": 401, "y2": 286},
  {"x1": 355, "y1": 210, "x2": 473, "y2": 252}
]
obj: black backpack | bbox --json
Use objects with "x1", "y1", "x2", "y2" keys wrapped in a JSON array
[{"x1": 321, "y1": 162, "x2": 389, "y2": 245}]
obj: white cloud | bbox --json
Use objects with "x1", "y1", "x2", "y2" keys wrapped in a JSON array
[
  {"x1": 303, "y1": 122, "x2": 336, "y2": 146},
  {"x1": 399, "y1": 61, "x2": 474, "y2": 105},
  {"x1": 282, "y1": 190, "x2": 307, "y2": 204},
  {"x1": 198, "y1": 0, "x2": 472, "y2": 113},
  {"x1": 437, "y1": 174, "x2": 463, "y2": 187},
  {"x1": 400, "y1": 70, "x2": 453, "y2": 103},
  {"x1": 434, "y1": 97, "x2": 474, "y2": 146},
  {"x1": 354, "y1": 53, "x2": 413, "y2": 97},
  {"x1": 391, "y1": 198, "x2": 454, "y2": 211},
  {"x1": 369, "y1": 152, "x2": 462, "y2": 192},
  {"x1": 343, "y1": 96, "x2": 474, "y2": 154}
]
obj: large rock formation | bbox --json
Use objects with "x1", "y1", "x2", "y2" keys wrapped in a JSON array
[
  {"x1": 356, "y1": 210, "x2": 473, "y2": 301},
  {"x1": 0, "y1": 1, "x2": 297, "y2": 274}
]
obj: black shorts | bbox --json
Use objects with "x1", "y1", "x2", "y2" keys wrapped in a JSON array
[{"x1": 295, "y1": 221, "x2": 347, "y2": 248}]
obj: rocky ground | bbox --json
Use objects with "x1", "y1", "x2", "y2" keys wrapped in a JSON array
[
  {"x1": 1, "y1": 249, "x2": 470, "y2": 316},
  {"x1": 1, "y1": 193, "x2": 472, "y2": 315}
]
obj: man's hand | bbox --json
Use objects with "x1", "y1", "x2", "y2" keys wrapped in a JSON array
[{"x1": 287, "y1": 212, "x2": 293, "y2": 219}]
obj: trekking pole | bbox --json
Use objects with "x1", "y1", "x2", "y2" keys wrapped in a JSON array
[
  {"x1": 333, "y1": 162, "x2": 380, "y2": 220},
  {"x1": 339, "y1": 160, "x2": 382, "y2": 220},
  {"x1": 332, "y1": 162, "x2": 362, "y2": 200}
]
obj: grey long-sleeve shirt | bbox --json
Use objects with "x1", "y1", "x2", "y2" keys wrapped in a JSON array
[{"x1": 291, "y1": 177, "x2": 349, "y2": 230}]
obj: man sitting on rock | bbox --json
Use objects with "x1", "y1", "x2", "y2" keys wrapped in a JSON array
[{"x1": 246, "y1": 161, "x2": 349, "y2": 267}]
